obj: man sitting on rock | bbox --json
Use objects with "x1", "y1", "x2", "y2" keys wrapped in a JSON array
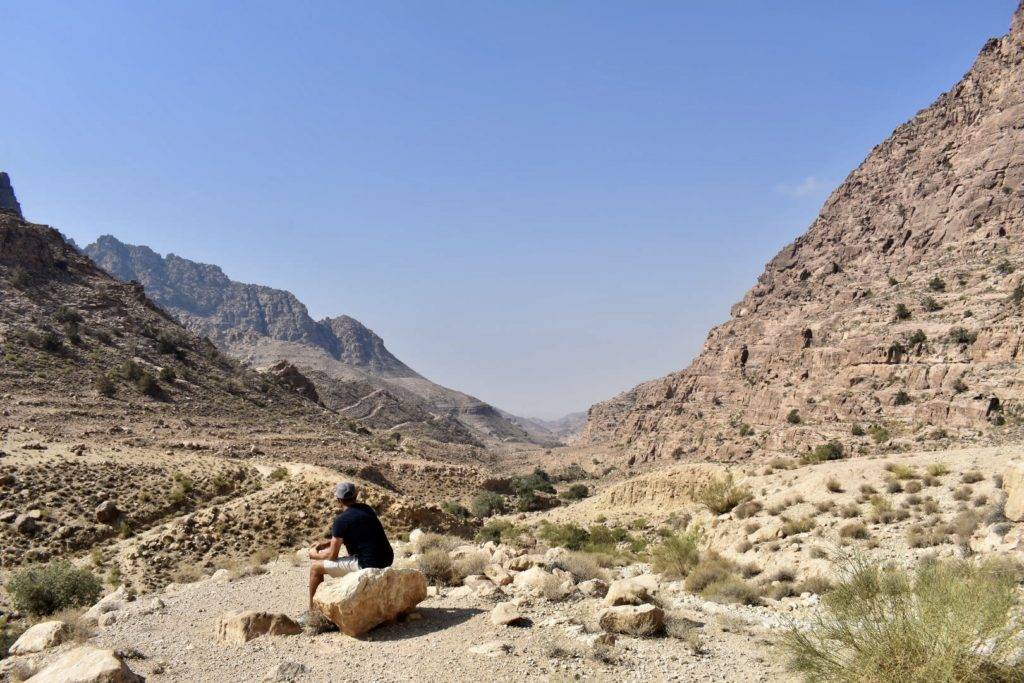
[{"x1": 306, "y1": 482, "x2": 394, "y2": 612}]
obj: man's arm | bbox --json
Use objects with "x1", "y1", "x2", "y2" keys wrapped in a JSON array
[{"x1": 308, "y1": 537, "x2": 343, "y2": 561}]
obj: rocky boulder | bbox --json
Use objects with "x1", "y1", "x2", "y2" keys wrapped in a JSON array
[
  {"x1": 603, "y1": 575, "x2": 658, "y2": 606},
  {"x1": 313, "y1": 567, "x2": 427, "y2": 636},
  {"x1": 8, "y1": 620, "x2": 69, "y2": 655},
  {"x1": 265, "y1": 361, "x2": 321, "y2": 405},
  {"x1": 1003, "y1": 461, "x2": 1024, "y2": 521},
  {"x1": 217, "y1": 611, "x2": 301, "y2": 645},
  {"x1": 95, "y1": 501, "x2": 121, "y2": 525},
  {"x1": 490, "y1": 601, "x2": 527, "y2": 626},
  {"x1": 598, "y1": 604, "x2": 665, "y2": 637},
  {"x1": 25, "y1": 645, "x2": 143, "y2": 683}
]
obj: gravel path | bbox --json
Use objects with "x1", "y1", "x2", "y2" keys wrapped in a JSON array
[{"x1": 89, "y1": 560, "x2": 792, "y2": 682}]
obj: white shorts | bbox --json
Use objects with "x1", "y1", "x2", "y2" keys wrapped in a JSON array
[{"x1": 322, "y1": 555, "x2": 360, "y2": 577}]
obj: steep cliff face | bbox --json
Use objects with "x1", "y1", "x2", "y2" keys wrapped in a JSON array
[
  {"x1": 0, "y1": 172, "x2": 23, "y2": 217},
  {"x1": 584, "y1": 4, "x2": 1024, "y2": 464},
  {"x1": 85, "y1": 236, "x2": 552, "y2": 446}
]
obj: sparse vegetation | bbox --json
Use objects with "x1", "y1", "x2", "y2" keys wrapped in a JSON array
[
  {"x1": 894, "y1": 303, "x2": 911, "y2": 321},
  {"x1": 6, "y1": 562, "x2": 103, "y2": 616},
  {"x1": 650, "y1": 527, "x2": 703, "y2": 579},
  {"x1": 948, "y1": 327, "x2": 977, "y2": 345},
  {"x1": 780, "y1": 556, "x2": 1024, "y2": 682},
  {"x1": 694, "y1": 472, "x2": 752, "y2": 514},
  {"x1": 786, "y1": 409, "x2": 802, "y2": 424},
  {"x1": 470, "y1": 491, "x2": 506, "y2": 518},
  {"x1": 803, "y1": 441, "x2": 844, "y2": 464}
]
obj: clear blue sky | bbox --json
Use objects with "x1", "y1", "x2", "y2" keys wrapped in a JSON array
[{"x1": 4, "y1": 1, "x2": 1017, "y2": 418}]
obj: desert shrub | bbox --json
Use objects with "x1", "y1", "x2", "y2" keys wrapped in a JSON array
[
  {"x1": 476, "y1": 519, "x2": 523, "y2": 545},
  {"x1": 838, "y1": 521, "x2": 868, "y2": 539},
  {"x1": 922, "y1": 297, "x2": 942, "y2": 312},
  {"x1": 551, "y1": 551, "x2": 607, "y2": 582},
  {"x1": 851, "y1": 423, "x2": 865, "y2": 437},
  {"x1": 907, "y1": 526, "x2": 948, "y2": 549},
  {"x1": 561, "y1": 484, "x2": 589, "y2": 501},
  {"x1": 268, "y1": 467, "x2": 289, "y2": 481},
  {"x1": 94, "y1": 373, "x2": 116, "y2": 397},
  {"x1": 838, "y1": 503, "x2": 860, "y2": 519},
  {"x1": 961, "y1": 470, "x2": 983, "y2": 484},
  {"x1": 469, "y1": 491, "x2": 506, "y2": 518},
  {"x1": 997, "y1": 260, "x2": 1015, "y2": 275},
  {"x1": 889, "y1": 464, "x2": 917, "y2": 480},
  {"x1": 948, "y1": 327, "x2": 977, "y2": 345},
  {"x1": 868, "y1": 425, "x2": 890, "y2": 444},
  {"x1": 512, "y1": 468, "x2": 556, "y2": 496},
  {"x1": 411, "y1": 532, "x2": 458, "y2": 555},
  {"x1": 781, "y1": 516, "x2": 815, "y2": 537},
  {"x1": 779, "y1": 556, "x2": 1024, "y2": 682},
  {"x1": 650, "y1": 527, "x2": 704, "y2": 579},
  {"x1": 953, "y1": 486, "x2": 973, "y2": 502},
  {"x1": 893, "y1": 390, "x2": 911, "y2": 406},
  {"x1": 804, "y1": 442, "x2": 844, "y2": 464},
  {"x1": 452, "y1": 551, "x2": 489, "y2": 580},
  {"x1": 537, "y1": 521, "x2": 589, "y2": 551},
  {"x1": 6, "y1": 562, "x2": 103, "y2": 616},
  {"x1": 733, "y1": 500, "x2": 763, "y2": 519},
  {"x1": 893, "y1": 303, "x2": 911, "y2": 321},
  {"x1": 440, "y1": 501, "x2": 471, "y2": 518},
  {"x1": 417, "y1": 549, "x2": 458, "y2": 585},
  {"x1": 158, "y1": 367, "x2": 176, "y2": 382},
  {"x1": 786, "y1": 409, "x2": 802, "y2": 424},
  {"x1": 55, "y1": 306, "x2": 82, "y2": 324},
  {"x1": 1010, "y1": 283, "x2": 1024, "y2": 305},
  {"x1": 684, "y1": 551, "x2": 738, "y2": 593},
  {"x1": 904, "y1": 480, "x2": 922, "y2": 494},
  {"x1": 694, "y1": 472, "x2": 752, "y2": 514},
  {"x1": 134, "y1": 372, "x2": 158, "y2": 396},
  {"x1": 156, "y1": 332, "x2": 180, "y2": 355},
  {"x1": 825, "y1": 477, "x2": 843, "y2": 493},
  {"x1": 907, "y1": 329, "x2": 928, "y2": 346},
  {"x1": 795, "y1": 576, "x2": 833, "y2": 595},
  {"x1": 927, "y1": 276, "x2": 946, "y2": 292},
  {"x1": 926, "y1": 462, "x2": 950, "y2": 477}
]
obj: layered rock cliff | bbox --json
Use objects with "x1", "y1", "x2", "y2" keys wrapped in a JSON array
[{"x1": 584, "y1": 3, "x2": 1024, "y2": 464}]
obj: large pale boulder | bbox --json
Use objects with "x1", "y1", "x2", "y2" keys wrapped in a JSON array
[
  {"x1": 490, "y1": 601, "x2": 526, "y2": 626},
  {"x1": 217, "y1": 610, "x2": 301, "y2": 645},
  {"x1": 603, "y1": 575, "x2": 658, "y2": 606},
  {"x1": 8, "y1": 620, "x2": 69, "y2": 655},
  {"x1": 25, "y1": 645, "x2": 142, "y2": 683},
  {"x1": 598, "y1": 604, "x2": 665, "y2": 636},
  {"x1": 313, "y1": 567, "x2": 427, "y2": 636},
  {"x1": 483, "y1": 563, "x2": 513, "y2": 586},
  {"x1": 1003, "y1": 461, "x2": 1024, "y2": 521},
  {"x1": 83, "y1": 586, "x2": 128, "y2": 625}
]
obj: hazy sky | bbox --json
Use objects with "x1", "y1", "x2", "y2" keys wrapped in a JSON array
[{"x1": 4, "y1": 1, "x2": 1017, "y2": 418}]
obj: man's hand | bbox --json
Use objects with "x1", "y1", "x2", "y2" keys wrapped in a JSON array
[{"x1": 315, "y1": 540, "x2": 331, "y2": 551}]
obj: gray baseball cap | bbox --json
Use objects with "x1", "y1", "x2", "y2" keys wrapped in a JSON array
[{"x1": 334, "y1": 481, "x2": 357, "y2": 501}]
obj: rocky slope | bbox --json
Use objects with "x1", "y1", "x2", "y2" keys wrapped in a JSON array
[
  {"x1": 84, "y1": 235, "x2": 556, "y2": 447},
  {"x1": 584, "y1": 3, "x2": 1024, "y2": 466}
]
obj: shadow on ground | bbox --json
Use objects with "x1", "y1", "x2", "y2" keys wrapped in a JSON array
[{"x1": 361, "y1": 607, "x2": 486, "y2": 642}]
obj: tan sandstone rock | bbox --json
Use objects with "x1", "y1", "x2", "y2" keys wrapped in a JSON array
[
  {"x1": 1003, "y1": 461, "x2": 1024, "y2": 521},
  {"x1": 217, "y1": 610, "x2": 301, "y2": 645},
  {"x1": 26, "y1": 645, "x2": 143, "y2": 683},
  {"x1": 603, "y1": 576, "x2": 656, "y2": 606},
  {"x1": 490, "y1": 601, "x2": 526, "y2": 626},
  {"x1": 598, "y1": 604, "x2": 665, "y2": 636},
  {"x1": 8, "y1": 620, "x2": 69, "y2": 655},
  {"x1": 313, "y1": 567, "x2": 427, "y2": 637}
]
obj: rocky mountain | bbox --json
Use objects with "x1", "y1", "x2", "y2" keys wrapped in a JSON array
[
  {"x1": 84, "y1": 236, "x2": 556, "y2": 447},
  {"x1": 0, "y1": 172, "x2": 22, "y2": 217},
  {"x1": 584, "y1": 3, "x2": 1024, "y2": 466}
]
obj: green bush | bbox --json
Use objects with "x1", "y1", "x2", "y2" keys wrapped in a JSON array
[
  {"x1": 894, "y1": 303, "x2": 912, "y2": 321},
  {"x1": 94, "y1": 373, "x2": 116, "y2": 397},
  {"x1": 948, "y1": 327, "x2": 977, "y2": 345},
  {"x1": 803, "y1": 442, "x2": 844, "y2": 464},
  {"x1": 927, "y1": 276, "x2": 946, "y2": 292},
  {"x1": 894, "y1": 390, "x2": 911, "y2": 406},
  {"x1": 476, "y1": 519, "x2": 522, "y2": 545},
  {"x1": 441, "y1": 500, "x2": 470, "y2": 518},
  {"x1": 158, "y1": 367, "x2": 176, "y2": 382},
  {"x1": 851, "y1": 424, "x2": 865, "y2": 437},
  {"x1": 538, "y1": 521, "x2": 589, "y2": 551},
  {"x1": 6, "y1": 562, "x2": 103, "y2": 616},
  {"x1": 561, "y1": 484, "x2": 589, "y2": 501},
  {"x1": 470, "y1": 491, "x2": 506, "y2": 518},
  {"x1": 786, "y1": 409, "x2": 802, "y2": 424},
  {"x1": 650, "y1": 527, "x2": 703, "y2": 579},
  {"x1": 512, "y1": 468, "x2": 556, "y2": 495},
  {"x1": 907, "y1": 329, "x2": 927, "y2": 346},
  {"x1": 868, "y1": 425, "x2": 891, "y2": 444},
  {"x1": 922, "y1": 297, "x2": 942, "y2": 312},
  {"x1": 780, "y1": 556, "x2": 1024, "y2": 682},
  {"x1": 694, "y1": 473, "x2": 752, "y2": 514},
  {"x1": 135, "y1": 372, "x2": 160, "y2": 397}
]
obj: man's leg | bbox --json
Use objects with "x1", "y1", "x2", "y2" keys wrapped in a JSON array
[{"x1": 309, "y1": 560, "x2": 326, "y2": 611}]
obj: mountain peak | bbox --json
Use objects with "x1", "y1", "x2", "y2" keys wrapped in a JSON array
[{"x1": 0, "y1": 172, "x2": 23, "y2": 218}]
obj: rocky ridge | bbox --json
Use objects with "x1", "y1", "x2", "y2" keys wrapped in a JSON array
[{"x1": 585, "y1": 3, "x2": 1024, "y2": 465}]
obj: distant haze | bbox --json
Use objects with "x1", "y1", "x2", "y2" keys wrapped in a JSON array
[{"x1": 3, "y1": 1, "x2": 1015, "y2": 418}]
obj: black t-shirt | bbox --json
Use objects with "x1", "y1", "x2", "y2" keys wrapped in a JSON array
[{"x1": 330, "y1": 503, "x2": 394, "y2": 569}]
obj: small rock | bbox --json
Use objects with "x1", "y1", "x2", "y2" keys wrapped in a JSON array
[
  {"x1": 483, "y1": 563, "x2": 513, "y2": 586},
  {"x1": 577, "y1": 578, "x2": 609, "y2": 597},
  {"x1": 13, "y1": 513, "x2": 38, "y2": 534},
  {"x1": 468, "y1": 640, "x2": 512, "y2": 657},
  {"x1": 98, "y1": 611, "x2": 118, "y2": 627},
  {"x1": 490, "y1": 601, "x2": 527, "y2": 626},
  {"x1": 95, "y1": 500, "x2": 121, "y2": 525},
  {"x1": 217, "y1": 611, "x2": 301, "y2": 645},
  {"x1": 263, "y1": 661, "x2": 309, "y2": 682}
]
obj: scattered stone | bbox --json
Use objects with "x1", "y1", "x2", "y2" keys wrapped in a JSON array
[
  {"x1": 95, "y1": 500, "x2": 121, "y2": 525},
  {"x1": 13, "y1": 513, "x2": 38, "y2": 534},
  {"x1": 8, "y1": 620, "x2": 69, "y2": 655},
  {"x1": 313, "y1": 567, "x2": 427, "y2": 637},
  {"x1": 27, "y1": 645, "x2": 143, "y2": 683},
  {"x1": 598, "y1": 604, "x2": 666, "y2": 637},
  {"x1": 98, "y1": 611, "x2": 118, "y2": 627},
  {"x1": 577, "y1": 578, "x2": 609, "y2": 597},
  {"x1": 0, "y1": 655, "x2": 41, "y2": 681},
  {"x1": 83, "y1": 586, "x2": 128, "y2": 625},
  {"x1": 468, "y1": 640, "x2": 512, "y2": 657},
  {"x1": 604, "y1": 576, "x2": 655, "y2": 606},
  {"x1": 490, "y1": 601, "x2": 527, "y2": 626},
  {"x1": 263, "y1": 661, "x2": 309, "y2": 682},
  {"x1": 483, "y1": 563, "x2": 513, "y2": 586},
  {"x1": 217, "y1": 610, "x2": 302, "y2": 645}
]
